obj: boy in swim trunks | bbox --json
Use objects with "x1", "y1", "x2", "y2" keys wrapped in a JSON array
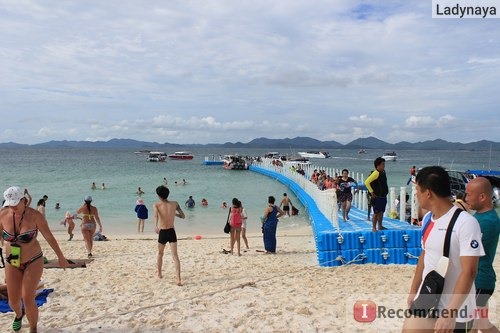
[
  {"x1": 279, "y1": 193, "x2": 293, "y2": 217},
  {"x1": 153, "y1": 185, "x2": 185, "y2": 285}
]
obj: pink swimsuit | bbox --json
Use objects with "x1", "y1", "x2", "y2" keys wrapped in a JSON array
[{"x1": 230, "y1": 207, "x2": 242, "y2": 228}]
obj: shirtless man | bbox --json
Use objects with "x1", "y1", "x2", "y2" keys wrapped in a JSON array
[
  {"x1": 279, "y1": 193, "x2": 293, "y2": 217},
  {"x1": 153, "y1": 185, "x2": 185, "y2": 285}
]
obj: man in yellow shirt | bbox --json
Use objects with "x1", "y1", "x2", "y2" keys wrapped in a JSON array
[{"x1": 364, "y1": 157, "x2": 388, "y2": 232}]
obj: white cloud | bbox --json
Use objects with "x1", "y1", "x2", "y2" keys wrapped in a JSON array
[{"x1": 0, "y1": 1, "x2": 498, "y2": 144}]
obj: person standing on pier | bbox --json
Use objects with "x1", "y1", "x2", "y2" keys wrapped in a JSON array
[
  {"x1": 338, "y1": 169, "x2": 358, "y2": 222},
  {"x1": 365, "y1": 157, "x2": 388, "y2": 232}
]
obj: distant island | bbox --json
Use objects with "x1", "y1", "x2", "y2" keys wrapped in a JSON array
[{"x1": 0, "y1": 136, "x2": 498, "y2": 151}]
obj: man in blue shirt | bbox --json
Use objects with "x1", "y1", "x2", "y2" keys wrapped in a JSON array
[{"x1": 466, "y1": 177, "x2": 500, "y2": 333}]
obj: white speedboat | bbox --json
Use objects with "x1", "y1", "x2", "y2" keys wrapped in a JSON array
[
  {"x1": 382, "y1": 152, "x2": 397, "y2": 161},
  {"x1": 147, "y1": 151, "x2": 167, "y2": 162},
  {"x1": 297, "y1": 151, "x2": 330, "y2": 159}
]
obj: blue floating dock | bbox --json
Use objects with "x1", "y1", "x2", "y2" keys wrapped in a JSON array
[
  {"x1": 203, "y1": 160, "x2": 224, "y2": 165},
  {"x1": 249, "y1": 165, "x2": 422, "y2": 266}
]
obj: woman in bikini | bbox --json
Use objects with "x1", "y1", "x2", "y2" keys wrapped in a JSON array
[
  {"x1": 77, "y1": 195, "x2": 103, "y2": 258},
  {"x1": 0, "y1": 186, "x2": 68, "y2": 332}
]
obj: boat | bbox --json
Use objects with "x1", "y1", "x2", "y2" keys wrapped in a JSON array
[
  {"x1": 358, "y1": 149, "x2": 366, "y2": 154},
  {"x1": 168, "y1": 151, "x2": 194, "y2": 160},
  {"x1": 203, "y1": 155, "x2": 224, "y2": 165},
  {"x1": 297, "y1": 151, "x2": 330, "y2": 159},
  {"x1": 284, "y1": 157, "x2": 311, "y2": 167},
  {"x1": 223, "y1": 155, "x2": 248, "y2": 170},
  {"x1": 147, "y1": 151, "x2": 167, "y2": 162},
  {"x1": 382, "y1": 152, "x2": 397, "y2": 161},
  {"x1": 264, "y1": 152, "x2": 281, "y2": 159}
]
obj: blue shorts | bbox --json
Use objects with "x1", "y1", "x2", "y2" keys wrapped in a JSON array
[{"x1": 372, "y1": 197, "x2": 387, "y2": 214}]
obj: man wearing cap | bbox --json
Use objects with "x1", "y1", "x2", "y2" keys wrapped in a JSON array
[{"x1": 0, "y1": 186, "x2": 68, "y2": 332}]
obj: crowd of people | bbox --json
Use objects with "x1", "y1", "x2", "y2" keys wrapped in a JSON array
[{"x1": 1, "y1": 158, "x2": 499, "y2": 332}]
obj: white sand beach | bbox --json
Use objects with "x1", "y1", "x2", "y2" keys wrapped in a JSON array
[{"x1": 1, "y1": 227, "x2": 499, "y2": 332}]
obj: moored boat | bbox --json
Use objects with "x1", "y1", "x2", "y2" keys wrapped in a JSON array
[
  {"x1": 147, "y1": 151, "x2": 167, "y2": 162},
  {"x1": 297, "y1": 151, "x2": 330, "y2": 159},
  {"x1": 382, "y1": 152, "x2": 397, "y2": 161},
  {"x1": 223, "y1": 155, "x2": 248, "y2": 170},
  {"x1": 168, "y1": 151, "x2": 194, "y2": 160}
]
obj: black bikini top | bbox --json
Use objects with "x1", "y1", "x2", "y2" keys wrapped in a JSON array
[{"x1": 2, "y1": 209, "x2": 38, "y2": 243}]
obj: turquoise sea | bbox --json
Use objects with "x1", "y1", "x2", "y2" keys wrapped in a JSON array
[{"x1": 1, "y1": 147, "x2": 498, "y2": 236}]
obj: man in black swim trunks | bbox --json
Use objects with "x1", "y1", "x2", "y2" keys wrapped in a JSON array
[
  {"x1": 279, "y1": 193, "x2": 293, "y2": 217},
  {"x1": 154, "y1": 185, "x2": 185, "y2": 285}
]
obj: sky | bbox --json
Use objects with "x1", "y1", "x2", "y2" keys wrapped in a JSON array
[{"x1": 1, "y1": 0, "x2": 499, "y2": 145}]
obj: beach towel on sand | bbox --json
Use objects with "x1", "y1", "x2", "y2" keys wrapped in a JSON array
[
  {"x1": 0, "y1": 289, "x2": 54, "y2": 313},
  {"x1": 44, "y1": 258, "x2": 93, "y2": 269}
]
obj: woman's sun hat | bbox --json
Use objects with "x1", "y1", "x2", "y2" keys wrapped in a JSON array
[
  {"x1": 3, "y1": 186, "x2": 24, "y2": 207},
  {"x1": 84, "y1": 195, "x2": 92, "y2": 202}
]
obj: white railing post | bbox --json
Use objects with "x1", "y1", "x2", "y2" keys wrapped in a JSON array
[
  {"x1": 399, "y1": 186, "x2": 406, "y2": 222},
  {"x1": 411, "y1": 183, "x2": 418, "y2": 224},
  {"x1": 388, "y1": 187, "x2": 396, "y2": 217}
]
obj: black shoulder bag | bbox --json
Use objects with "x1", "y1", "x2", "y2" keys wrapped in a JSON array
[
  {"x1": 410, "y1": 209, "x2": 463, "y2": 316},
  {"x1": 223, "y1": 208, "x2": 231, "y2": 234},
  {"x1": 0, "y1": 248, "x2": 5, "y2": 268}
]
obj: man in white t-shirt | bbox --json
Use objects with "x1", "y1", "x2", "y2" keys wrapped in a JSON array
[{"x1": 403, "y1": 166, "x2": 485, "y2": 333}]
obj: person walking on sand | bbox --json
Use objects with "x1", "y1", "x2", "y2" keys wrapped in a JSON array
[
  {"x1": 0, "y1": 186, "x2": 68, "y2": 333},
  {"x1": 154, "y1": 185, "x2": 185, "y2": 285},
  {"x1": 61, "y1": 211, "x2": 80, "y2": 241},
  {"x1": 465, "y1": 177, "x2": 500, "y2": 333},
  {"x1": 241, "y1": 204, "x2": 249, "y2": 250},
  {"x1": 134, "y1": 199, "x2": 148, "y2": 233},
  {"x1": 403, "y1": 166, "x2": 484, "y2": 332},
  {"x1": 262, "y1": 196, "x2": 284, "y2": 254},
  {"x1": 229, "y1": 198, "x2": 243, "y2": 256},
  {"x1": 77, "y1": 195, "x2": 103, "y2": 258},
  {"x1": 365, "y1": 157, "x2": 388, "y2": 232}
]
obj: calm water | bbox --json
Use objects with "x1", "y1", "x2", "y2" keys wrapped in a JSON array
[{"x1": 1, "y1": 147, "x2": 498, "y2": 236}]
